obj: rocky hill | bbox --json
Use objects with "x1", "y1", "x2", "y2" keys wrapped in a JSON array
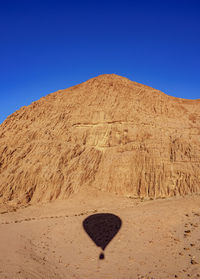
[{"x1": 0, "y1": 74, "x2": 199, "y2": 205}]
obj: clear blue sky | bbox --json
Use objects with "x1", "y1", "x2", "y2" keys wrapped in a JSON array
[{"x1": 0, "y1": 0, "x2": 200, "y2": 124}]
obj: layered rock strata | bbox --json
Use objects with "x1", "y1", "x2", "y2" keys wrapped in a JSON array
[{"x1": 0, "y1": 74, "x2": 199, "y2": 204}]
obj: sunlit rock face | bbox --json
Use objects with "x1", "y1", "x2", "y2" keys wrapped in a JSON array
[{"x1": 0, "y1": 74, "x2": 200, "y2": 204}]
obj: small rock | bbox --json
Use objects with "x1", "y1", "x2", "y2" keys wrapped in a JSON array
[
  {"x1": 194, "y1": 212, "x2": 200, "y2": 216},
  {"x1": 191, "y1": 259, "x2": 198, "y2": 265},
  {"x1": 184, "y1": 230, "x2": 191, "y2": 233}
]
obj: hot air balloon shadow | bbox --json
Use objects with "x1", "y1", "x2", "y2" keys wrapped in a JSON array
[{"x1": 83, "y1": 213, "x2": 122, "y2": 260}]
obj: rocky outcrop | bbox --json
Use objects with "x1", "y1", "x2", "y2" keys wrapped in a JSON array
[{"x1": 0, "y1": 74, "x2": 199, "y2": 204}]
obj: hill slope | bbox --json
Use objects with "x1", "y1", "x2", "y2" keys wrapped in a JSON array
[{"x1": 0, "y1": 74, "x2": 200, "y2": 205}]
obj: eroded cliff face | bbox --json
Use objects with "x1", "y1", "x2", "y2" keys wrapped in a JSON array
[{"x1": 0, "y1": 74, "x2": 200, "y2": 204}]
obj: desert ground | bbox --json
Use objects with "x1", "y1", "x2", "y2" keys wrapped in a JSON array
[
  {"x1": 1, "y1": 192, "x2": 200, "y2": 279},
  {"x1": 0, "y1": 74, "x2": 200, "y2": 278}
]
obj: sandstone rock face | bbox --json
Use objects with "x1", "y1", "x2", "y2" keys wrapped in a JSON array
[{"x1": 0, "y1": 74, "x2": 200, "y2": 204}]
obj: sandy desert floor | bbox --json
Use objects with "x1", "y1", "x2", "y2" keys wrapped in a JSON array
[{"x1": 1, "y1": 192, "x2": 200, "y2": 279}]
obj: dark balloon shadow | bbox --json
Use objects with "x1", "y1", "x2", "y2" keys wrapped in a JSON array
[{"x1": 83, "y1": 213, "x2": 122, "y2": 260}]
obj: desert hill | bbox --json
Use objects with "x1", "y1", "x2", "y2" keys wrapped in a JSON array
[{"x1": 0, "y1": 74, "x2": 200, "y2": 205}]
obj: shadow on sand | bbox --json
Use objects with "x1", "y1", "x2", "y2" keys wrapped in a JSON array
[{"x1": 83, "y1": 213, "x2": 122, "y2": 259}]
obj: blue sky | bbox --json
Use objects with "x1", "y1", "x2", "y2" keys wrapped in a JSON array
[{"x1": 0, "y1": 0, "x2": 200, "y2": 124}]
